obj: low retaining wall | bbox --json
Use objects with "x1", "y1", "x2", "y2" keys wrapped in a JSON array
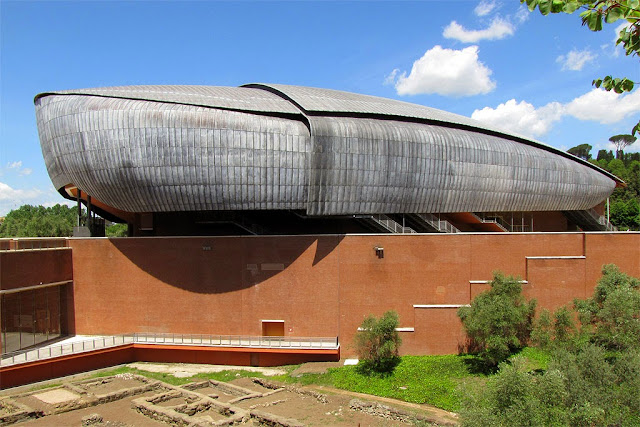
[{"x1": 0, "y1": 344, "x2": 340, "y2": 390}]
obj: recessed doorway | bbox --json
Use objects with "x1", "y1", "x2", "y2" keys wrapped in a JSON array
[{"x1": 261, "y1": 320, "x2": 284, "y2": 337}]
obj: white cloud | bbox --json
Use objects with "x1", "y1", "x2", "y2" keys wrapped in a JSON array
[
  {"x1": 565, "y1": 88, "x2": 640, "y2": 124},
  {"x1": 472, "y1": 99, "x2": 564, "y2": 137},
  {"x1": 471, "y1": 88, "x2": 640, "y2": 138},
  {"x1": 389, "y1": 45, "x2": 496, "y2": 97},
  {"x1": 443, "y1": 17, "x2": 515, "y2": 43},
  {"x1": 515, "y1": 5, "x2": 530, "y2": 23},
  {"x1": 4, "y1": 160, "x2": 33, "y2": 177},
  {"x1": 474, "y1": 0, "x2": 496, "y2": 17},
  {"x1": 0, "y1": 182, "x2": 45, "y2": 215},
  {"x1": 384, "y1": 68, "x2": 400, "y2": 86},
  {"x1": 0, "y1": 182, "x2": 42, "y2": 201},
  {"x1": 556, "y1": 49, "x2": 596, "y2": 71}
]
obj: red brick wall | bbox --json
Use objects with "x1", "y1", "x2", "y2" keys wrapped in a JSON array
[
  {"x1": 66, "y1": 233, "x2": 640, "y2": 357},
  {"x1": 0, "y1": 248, "x2": 72, "y2": 291}
]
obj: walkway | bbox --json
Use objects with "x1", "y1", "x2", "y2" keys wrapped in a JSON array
[{"x1": 1, "y1": 333, "x2": 340, "y2": 367}]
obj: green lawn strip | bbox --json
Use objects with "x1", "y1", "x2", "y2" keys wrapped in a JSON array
[
  {"x1": 89, "y1": 366, "x2": 192, "y2": 386},
  {"x1": 314, "y1": 355, "x2": 481, "y2": 412},
  {"x1": 83, "y1": 350, "x2": 550, "y2": 413},
  {"x1": 513, "y1": 346, "x2": 551, "y2": 371},
  {"x1": 191, "y1": 370, "x2": 266, "y2": 382},
  {"x1": 26, "y1": 382, "x2": 63, "y2": 392}
]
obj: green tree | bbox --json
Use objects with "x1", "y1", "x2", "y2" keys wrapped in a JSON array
[
  {"x1": 461, "y1": 265, "x2": 640, "y2": 426},
  {"x1": 575, "y1": 264, "x2": 640, "y2": 351},
  {"x1": 458, "y1": 272, "x2": 537, "y2": 367},
  {"x1": 597, "y1": 149, "x2": 615, "y2": 162},
  {"x1": 567, "y1": 143, "x2": 593, "y2": 160},
  {"x1": 610, "y1": 134, "x2": 637, "y2": 158},
  {"x1": 521, "y1": 0, "x2": 640, "y2": 135},
  {"x1": 460, "y1": 356, "x2": 569, "y2": 427},
  {"x1": 0, "y1": 204, "x2": 79, "y2": 237},
  {"x1": 106, "y1": 222, "x2": 128, "y2": 237},
  {"x1": 354, "y1": 310, "x2": 402, "y2": 373},
  {"x1": 592, "y1": 152, "x2": 640, "y2": 230}
]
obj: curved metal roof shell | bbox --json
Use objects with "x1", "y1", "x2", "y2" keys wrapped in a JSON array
[{"x1": 35, "y1": 84, "x2": 618, "y2": 217}]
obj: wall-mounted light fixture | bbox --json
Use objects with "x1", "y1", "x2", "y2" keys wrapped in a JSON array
[{"x1": 374, "y1": 246, "x2": 384, "y2": 259}]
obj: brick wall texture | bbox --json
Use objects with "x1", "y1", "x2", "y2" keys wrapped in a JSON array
[{"x1": 65, "y1": 233, "x2": 639, "y2": 356}]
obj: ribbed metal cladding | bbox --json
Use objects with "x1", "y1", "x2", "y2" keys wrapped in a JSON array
[
  {"x1": 37, "y1": 85, "x2": 301, "y2": 115},
  {"x1": 304, "y1": 116, "x2": 614, "y2": 215},
  {"x1": 35, "y1": 84, "x2": 618, "y2": 217},
  {"x1": 35, "y1": 94, "x2": 310, "y2": 212}
]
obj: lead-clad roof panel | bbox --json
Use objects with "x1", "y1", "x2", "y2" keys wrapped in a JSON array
[
  {"x1": 35, "y1": 85, "x2": 301, "y2": 115},
  {"x1": 246, "y1": 83, "x2": 504, "y2": 127},
  {"x1": 246, "y1": 83, "x2": 622, "y2": 185}
]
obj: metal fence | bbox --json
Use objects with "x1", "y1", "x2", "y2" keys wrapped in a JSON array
[
  {"x1": 1, "y1": 333, "x2": 339, "y2": 367},
  {"x1": 133, "y1": 332, "x2": 339, "y2": 349}
]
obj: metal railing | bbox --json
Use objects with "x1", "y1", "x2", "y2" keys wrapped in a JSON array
[
  {"x1": 371, "y1": 214, "x2": 417, "y2": 234},
  {"x1": 133, "y1": 333, "x2": 338, "y2": 349},
  {"x1": 471, "y1": 212, "x2": 511, "y2": 231},
  {"x1": 587, "y1": 208, "x2": 618, "y2": 231},
  {"x1": 1, "y1": 333, "x2": 340, "y2": 367},
  {"x1": 415, "y1": 213, "x2": 460, "y2": 233},
  {"x1": 1, "y1": 335, "x2": 134, "y2": 366}
]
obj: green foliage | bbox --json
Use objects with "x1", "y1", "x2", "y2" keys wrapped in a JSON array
[
  {"x1": 587, "y1": 148, "x2": 640, "y2": 230},
  {"x1": 610, "y1": 197, "x2": 640, "y2": 229},
  {"x1": 532, "y1": 306, "x2": 578, "y2": 349},
  {"x1": 328, "y1": 355, "x2": 479, "y2": 411},
  {"x1": 459, "y1": 356, "x2": 569, "y2": 427},
  {"x1": 609, "y1": 134, "x2": 638, "y2": 155},
  {"x1": 575, "y1": 264, "x2": 640, "y2": 351},
  {"x1": 595, "y1": 76, "x2": 635, "y2": 93},
  {"x1": 521, "y1": 0, "x2": 640, "y2": 135},
  {"x1": 597, "y1": 148, "x2": 615, "y2": 162},
  {"x1": 461, "y1": 346, "x2": 640, "y2": 427},
  {"x1": 106, "y1": 222, "x2": 128, "y2": 237},
  {"x1": 531, "y1": 309, "x2": 553, "y2": 348},
  {"x1": 567, "y1": 143, "x2": 593, "y2": 160},
  {"x1": 354, "y1": 311, "x2": 402, "y2": 373},
  {"x1": 458, "y1": 272, "x2": 537, "y2": 367},
  {"x1": 0, "y1": 204, "x2": 79, "y2": 237},
  {"x1": 460, "y1": 265, "x2": 640, "y2": 426}
]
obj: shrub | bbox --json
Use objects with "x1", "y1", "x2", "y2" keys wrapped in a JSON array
[
  {"x1": 575, "y1": 264, "x2": 640, "y2": 351},
  {"x1": 354, "y1": 310, "x2": 401, "y2": 373},
  {"x1": 459, "y1": 356, "x2": 568, "y2": 427},
  {"x1": 458, "y1": 272, "x2": 536, "y2": 367},
  {"x1": 460, "y1": 266, "x2": 640, "y2": 427},
  {"x1": 532, "y1": 306, "x2": 577, "y2": 350}
]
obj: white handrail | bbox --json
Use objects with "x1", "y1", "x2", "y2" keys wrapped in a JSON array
[{"x1": 1, "y1": 333, "x2": 339, "y2": 366}]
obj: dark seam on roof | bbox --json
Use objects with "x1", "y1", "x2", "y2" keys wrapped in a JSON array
[
  {"x1": 242, "y1": 84, "x2": 622, "y2": 186},
  {"x1": 34, "y1": 92, "x2": 307, "y2": 126}
]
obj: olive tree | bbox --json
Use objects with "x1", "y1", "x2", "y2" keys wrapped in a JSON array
[
  {"x1": 354, "y1": 310, "x2": 402, "y2": 373},
  {"x1": 458, "y1": 272, "x2": 537, "y2": 367}
]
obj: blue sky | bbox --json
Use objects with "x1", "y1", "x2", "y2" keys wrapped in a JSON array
[{"x1": 1, "y1": 0, "x2": 639, "y2": 215}]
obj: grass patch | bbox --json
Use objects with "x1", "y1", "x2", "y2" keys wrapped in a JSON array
[
  {"x1": 79, "y1": 350, "x2": 549, "y2": 413},
  {"x1": 27, "y1": 382, "x2": 63, "y2": 392},
  {"x1": 88, "y1": 365, "x2": 279, "y2": 386},
  {"x1": 192, "y1": 370, "x2": 266, "y2": 382},
  {"x1": 89, "y1": 366, "x2": 191, "y2": 386},
  {"x1": 512, "y1": 346, "x2": 551, "y2": 371},
  {"x1": 284, "y1": 355, "x2": 483, "y2": 412}
]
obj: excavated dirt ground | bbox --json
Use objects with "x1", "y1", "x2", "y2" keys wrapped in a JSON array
[{"x1": 0, "y1": 364, "x2": 458, "y2": 426}]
